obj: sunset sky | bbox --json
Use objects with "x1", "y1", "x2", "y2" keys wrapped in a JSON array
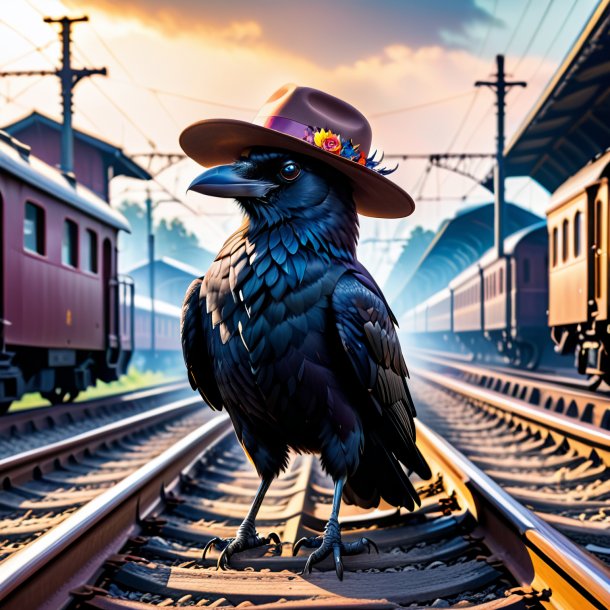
[{"x1": 0, "y1": 0, "x2": 600, "y2": 283}]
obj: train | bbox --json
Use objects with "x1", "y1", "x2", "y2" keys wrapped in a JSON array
[
  {"x1": 0, "y1": 129, "x2": 133, "y2": 412},
  {"x1": 0, "y1": 130, "x2": 183, "y2": 413},
  {"x1": 131, "y1": 294, "x2": 182, "y2": 371},
  {"x1": 402, "y1": 150, "x2": 610, "y2": 384}
]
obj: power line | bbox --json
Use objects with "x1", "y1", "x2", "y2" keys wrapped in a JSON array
[
  {"x1": 368, "y1": 90, "x2": 473, "y2": 119},
  {"x1": 70, "y1": 46, "x2": 156, "y2": 150},
  {"x1": 514, "y1": 0, "x2": 554, "y2": 70},
  {"x1": 503, "y1": 0, "x2": 534, "y2": 55},
  {"x1": 476, "y1": 0, "x2": 500, "y2": 57},
  {"x1": 0, "y1": 15, "x2": 108, "y2": 175},
  {"x1": 510, "y1": 0, "x2": 580, "y2": 108},
  {"x1": 1, "y1": 39, "x2": 56, "y2": 70}
]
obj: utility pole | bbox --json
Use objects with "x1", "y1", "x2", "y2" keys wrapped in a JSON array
[
  {"x1": 0, "y1": 16, "x2": 107, "y2": 176},
  {"x1": 475, "y1": 55, "x2": 526, "y2": 257},
  {"x1": 145, "y1": 188, "x2": 156, "y2": 362}
]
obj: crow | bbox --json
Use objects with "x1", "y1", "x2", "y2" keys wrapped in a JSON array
[{"x1": 181, "y1": 147, "x2": 431, "y2": 579}]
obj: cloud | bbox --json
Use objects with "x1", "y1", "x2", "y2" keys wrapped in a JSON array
[{"x1": 70, "y1": 0, "x2": 503, "y2": 65}]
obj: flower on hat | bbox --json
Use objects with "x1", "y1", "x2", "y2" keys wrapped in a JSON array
[
  {"x1": 303, "y1": 126, "x2": 397, "y2": 175},
  {"x1": 313, "y1": 128, "x2": 342, "y2": 154}
]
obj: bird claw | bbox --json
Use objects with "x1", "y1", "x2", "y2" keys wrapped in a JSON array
[
  {"x1": 294, "y1": 534, "x2": 379, "y2": 580},
  {"x1": 202, "y1": 531, "x2": 282, "y2": 569},
  {"x1": 292, "y1": 535, "x2": 323, "y2": 556}
]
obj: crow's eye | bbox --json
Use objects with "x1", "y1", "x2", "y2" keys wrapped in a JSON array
[{"x1": 279, "y1": 161, "x2": 301, "y2": 182}]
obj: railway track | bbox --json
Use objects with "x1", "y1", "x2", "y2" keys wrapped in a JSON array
[
  {"x1": 409, "y1": 350, "x2": 610, "y2": 429},
  {"x1": 407, "y1": 354, "x2": 610, "y2": 561},
  {"x1": 0, "y1": 387, "x2": 208, "y2": 568},
  {"x1": 0, "y1": 381, "x2": 192, "y2": 461},
  {"x1": 0, "y1": 412, "x2": 607, "y2": 609}
]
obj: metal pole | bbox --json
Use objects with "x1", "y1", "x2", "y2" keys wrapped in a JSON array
[
  {"x1": 145, "y1": 189, "x2": 156, "y2": 360},
  {"x1": 0, "y1": 16, "x2": 108, "y2": 177},
  {"x1": 495, "y1": 55, "x2": 506, "y2": 258},
  {"x1": 475, "y1": 55, "x2": 526, "y2": 258},
  {"x1": 58, "y1": 18, "x2": 74, "y2": 175}
]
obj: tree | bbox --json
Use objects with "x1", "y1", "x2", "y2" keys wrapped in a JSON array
[{"x1": 116, "y1": 200, "x2": 206, "y2": 271}]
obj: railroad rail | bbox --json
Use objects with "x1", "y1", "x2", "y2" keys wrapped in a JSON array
[
  {"x1": 1, "y1": 380, "x2": 190, "y2": 432},
  {"x1": 0, "y1": 413, "x2": 607, "y2": 609},
  {"x1": 406, "y1": 354, "x2": 610, "y2": 560},
  {"x1": 410, "y1": 349, "x2": 610, "y2": 429},
  {"x1": 0, "y1": 381, "x2": 191, "y2": 466},
  {"x1": 0, "y1": 389, "x2": 209, "y2": 569}
]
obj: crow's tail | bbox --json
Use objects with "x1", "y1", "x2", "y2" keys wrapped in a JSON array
[{"x1": 343, "y1": 402, "x2": 432, "y2": 510}]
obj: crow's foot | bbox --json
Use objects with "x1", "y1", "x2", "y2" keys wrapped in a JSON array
[
  {"x1": 202, "y1": 527, "x2": 281, "y2": 570},
  {"x1": 292, "y1": 516, "x2": 378, "y2": 580}
]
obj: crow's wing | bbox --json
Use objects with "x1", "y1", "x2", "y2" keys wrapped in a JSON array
[
  {"x1": 331, "y1": 271, "x2": 430, "y2": 480},
  {"x1": 181, "y1": 277, "x2": 224, "y2": 411}
]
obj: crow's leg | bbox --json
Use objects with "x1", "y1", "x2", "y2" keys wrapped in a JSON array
[
  {"x1": 293, "y1": 477, "x2": 378, "y2": 580},
  {"x1": 202, "y1": 476, "x2": 280, "y2": 569}
]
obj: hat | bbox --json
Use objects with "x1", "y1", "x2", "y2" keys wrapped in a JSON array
[{"x1": 179, "y1": 84, "x2": 415, "y2": 218}]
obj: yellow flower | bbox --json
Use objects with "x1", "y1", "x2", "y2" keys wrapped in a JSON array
[{"x1": 313, "y1": 128, "x2": 342, "y2": 154}]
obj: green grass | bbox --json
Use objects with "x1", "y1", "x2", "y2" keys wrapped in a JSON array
[{"x1": 8, "y1": 367, "x2": 181, "y2": 413}]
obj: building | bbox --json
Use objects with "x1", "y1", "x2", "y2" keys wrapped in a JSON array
[
  {"x1": 125, "y1": 256, "x2": 207, "y2": 307},
  {"x1": 3, "y1": 111, "x2": 151, "y2": 201}
]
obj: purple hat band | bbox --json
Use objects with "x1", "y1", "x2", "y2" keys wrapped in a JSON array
[
  {"x1": 254, "y1": 115, "x2": 371, "y2": 164},
  {"x1": 257, "y1": 115, "x2": 311, "y2": 139}
]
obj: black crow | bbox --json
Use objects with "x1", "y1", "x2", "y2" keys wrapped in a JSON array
[{"x1": 181, "y1": 147, "x2": 431, "y2": 579}]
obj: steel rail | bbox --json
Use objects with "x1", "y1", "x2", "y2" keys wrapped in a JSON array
[
  {"x1": 0, "y1": 413, "x2": 231, "y2": 610},
  {"x1": 411, "y1": 350, "x2": 609, "y2": 427},
  {"x1": 0, "y1": 394, "x2": 204, "y2": 485},
  {"x1": 415, "y1": 368, "x2": 610, "y2": 454},
  {"x1": 1, "y1": 380, "x2": 190, "y2": 430},
  {"x1": 416, "y1": 420, "x2": 610, "y2": 610}
]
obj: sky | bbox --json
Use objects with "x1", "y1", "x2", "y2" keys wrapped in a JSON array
[{"x1": 0, "y1": 0, "x2": 601, "y2": 285}]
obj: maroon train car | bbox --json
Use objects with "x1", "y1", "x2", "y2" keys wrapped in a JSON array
[
  {"x1": 0, "y1": 131, "x2": 133, "y2": 412},
  {"x1": 132, "y1": 294, "x2": 182, "y2": 370}
]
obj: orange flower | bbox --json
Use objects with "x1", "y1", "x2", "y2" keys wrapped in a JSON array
[{"x1": 313, "y1": 128, "x2": 342, "y2": 154}]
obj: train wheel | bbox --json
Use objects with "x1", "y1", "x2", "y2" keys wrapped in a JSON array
[
  {"x1": 520, "y1": 343, "x2": 540, "y2": 370},
  {"x1": 41, "y1": 387, "x2": 79, "y2": 405}
]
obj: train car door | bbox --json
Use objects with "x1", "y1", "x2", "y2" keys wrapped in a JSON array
[
  {"x1": 103, "y1": 238, "x2": 115, "y2": 348},
  {"x1": 592, "y1": 181, "x2": 608, "y2": 321}
]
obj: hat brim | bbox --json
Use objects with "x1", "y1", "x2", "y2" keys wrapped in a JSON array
[{"x1": 179, "y1": 119, "x2": 415, "y2": 218}]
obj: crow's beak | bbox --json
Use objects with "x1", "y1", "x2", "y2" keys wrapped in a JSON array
[{"x1": 187, "y1": 165, "x2": 277, "y2": 198}]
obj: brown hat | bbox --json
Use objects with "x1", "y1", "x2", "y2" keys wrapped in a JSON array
[{"x1": 179, "y1": 84, "x2": 415, "y2": 218}]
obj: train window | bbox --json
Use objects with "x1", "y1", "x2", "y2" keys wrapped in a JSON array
[
  {"x1": 499, "y1": 268, "x2": 504, "y2": 294},
  {"x1": 562, "y1": 219, "x2": 569, "y2": 262},
  {"x1": 24, "y1": 202, "x2": 45, "y2": 255},
  {"x1": 552, "y1": 227, "x2": 558, "y2": 266},
  {"x1": 574, "y1": 211, "x2": 582, "y2": 257},
  {"x1": 62, "y1": 219, "x2": 78, "y2": 267},
  {"x1": 523, "y1": 259, "x2": 530, "y2": 284},
  {"x1": 82, "y1": 229, "x2": 98, "y2": 273}
]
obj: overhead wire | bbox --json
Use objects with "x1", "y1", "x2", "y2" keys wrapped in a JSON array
[
  {"x1": 368, "y1": 90, "x2": 474, "y2": 119},
  {"x1": 426, "y1": 0, "x2": 499, "y2": 209},
  {"x1": 455, "y1": 0, "x2": 557, "y2": 203}
]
